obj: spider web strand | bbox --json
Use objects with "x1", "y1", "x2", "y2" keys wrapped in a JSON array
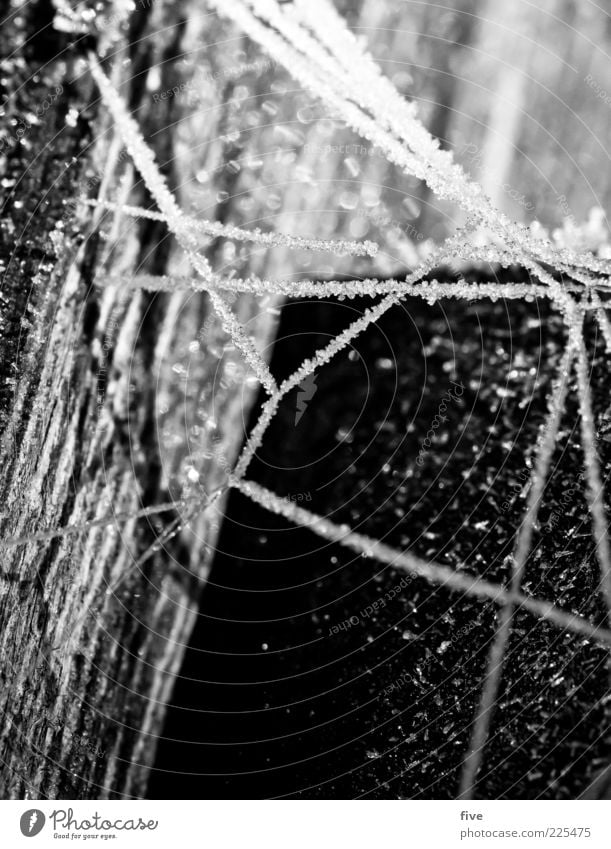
[
  {"x1": 458, "y1": 330, "x2": 577, "y2": 799},
  {"x1": 233, "y1": 479, "x2": 611, "y2": 647}
]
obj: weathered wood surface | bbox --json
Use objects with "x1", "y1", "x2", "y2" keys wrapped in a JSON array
[{"x1": 0, "y1": 1, "x2": 282, "y2": 799}]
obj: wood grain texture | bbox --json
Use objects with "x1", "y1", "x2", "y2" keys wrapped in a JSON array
[{"x1": 0, "y1": 1, "x2": 278, "y2": 799}]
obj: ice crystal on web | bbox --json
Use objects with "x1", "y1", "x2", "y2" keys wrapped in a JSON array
[{"x1": 30, "y1": 0, "x2": 611, "y2": 797}]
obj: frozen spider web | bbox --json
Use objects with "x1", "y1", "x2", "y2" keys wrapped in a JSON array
[{"x1": 9, "y1": 0, "x2": 611, "y2": 797}]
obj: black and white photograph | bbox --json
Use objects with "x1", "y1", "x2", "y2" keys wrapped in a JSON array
[{"x1": 1, "y1": 0, "x2": 611, "y2": 842}]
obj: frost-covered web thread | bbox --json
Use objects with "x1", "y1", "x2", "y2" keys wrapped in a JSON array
[{"x1": 29, "y1": 0, "x2": 611, "y2": 796}]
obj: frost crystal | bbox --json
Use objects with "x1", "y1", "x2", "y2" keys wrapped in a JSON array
[
  {"x1": 82, "y1": 199, "x2": 378, "y2": 258},
  {"x1": 3, "y1": 14, "x2": 593, "y2": 655},
  {"x1": 8, "y1": 5, "x2": 611, "y2": 794}
]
